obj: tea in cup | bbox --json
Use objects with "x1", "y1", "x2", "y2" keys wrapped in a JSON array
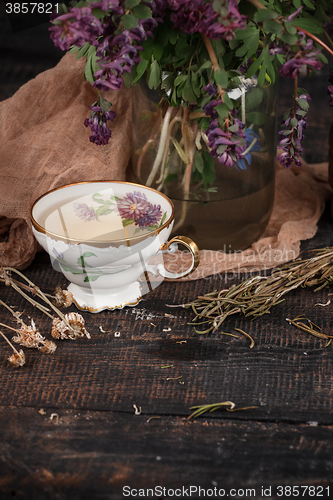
[{"x1": 30, "y1": 181, "x2": 200, "y2": 312}]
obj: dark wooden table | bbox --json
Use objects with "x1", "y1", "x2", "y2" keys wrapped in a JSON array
[{"x1": 1, "y1": 9, "x2": 333, "y2": 500}]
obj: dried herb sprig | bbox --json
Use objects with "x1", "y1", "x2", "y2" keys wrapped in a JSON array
[
  {"x1": 172, "y1": 248, "x2": 333, "y2": 337},
  {"x1": 0, "y1": 328, "x2": 25, "y2": 368},
  {"x1": 0, "y1": 321, "x2": 57, "y2": 354},
  {"x1": 286, "y1": 316, "x2": 333, "y2": 346},
  {"x1": 0, "y1": 267, "x2": 80, "y2": 336},
  {"x1": 188, "y1": 401, "x2": 258, "y2": 420}
]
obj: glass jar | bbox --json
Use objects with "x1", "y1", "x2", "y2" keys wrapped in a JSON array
[{"x1": 129, "y1": 78, "x2": 278, "y2": 252}]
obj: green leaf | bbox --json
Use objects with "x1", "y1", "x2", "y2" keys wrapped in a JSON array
[
  {"x1": 283, "y1": 20, "x2": 297, "y2": 35},
  {"x1": 147, "y1": 59, "x2": 162, "y2": 89},
  {"x1": 76, "y1": 42, "x2": 90, "y2": 60},
  {"x1": 198, "y1": 60, "x2": 212, "y2": 73},
  {"x1": 291, "y1": 18, "x2": 324, "y2": 34},
  {"x1": 254, "y1": 9, "x2": 279, "y2": 22},
  {"x1": 124, "y1": 0, "x2": 141, "y2": 8},
  {"x1": 246, "y1": 51, "x2": 264, "y2": 78},
  {"x1": 132, "y1": 4, "x2": 152, "y2": 19},
  {"x1": 246, "y1": 111, "x2": 267, "y2": 126},
  {"x1": 153, "y1": 42, "x2": 163, "y2": 60},
  {"x1": 91, "y1": 8, "x2": 107, "y2": 20},
  {"x1": 169, "y1": 30, "x2": 178, "y2": 45},
  {"x1": 214, "y1": 68, "x2": 228, "y2": 89},
  {"x1": 133, "y1": 58, "x2": 149, "y2": 83},
  {"x1": 235, "y1": 27, "x2": 258, "y2": 40},
  {"x1": 69, "y1": 45, "x2": 80, "y2": 54},
  {"x1": 296, "y1": 98, "x2": 309, "y2": 111},
  {"x1": 257, "y1": 59, "x2": 267, "y2": 87},
  {"x1": 223, "y1": 93, "x2": 234, "y2": 110},
  {"x1": 122, "y1": 218, "x2": 134, "y2": 227},
  {"x1": 84, "y1": 54, "x2": 95, "y2": 85},
  {"x1": 182, "y1": 82, "x2": 197, "y2": 103},
  {"x1": 121, "y1": 13, "x2": 138, "y2": 29},
  {"x1": 263, "y1": 19, "x2": 284, "y2": 34},
  {"x1": 174, "y1": 74, "x2": 188, "y2": 86},
  {"x1": 245, "y1": 87, "x2": 264, "y2": 112},
  {"x1": 216, "y1": 102, "x2": 229, "y2": 120},
  {"x1": 191, "y1": 72, "x2": 202, "y2": 97},
  {"x1": 280, "y1": 32, "x2": 299, "y2": 45},
  {"x1": 212, "y1": 0, "x2": 220, "y2": 13},
  {"x1": 303, "y1": 0, "x2": 315, "y2": 10},
  {"x1": 95, "y1": 206, "x2": 114, "y2": 219},
  {"x1": 161, "y1": 71, "x2": 175, "y2": 92},
  {"x1": 82, "y1": 252, "x2": 97, "y2": 258},
  {"x1": 293, "y1": 0, "x2": 302, "y2": 8},
  {"x1": 84, "y1": 275, "x2": 100, "y2": 282},
  {"x1": 193, "y1": 151, "x2": 204, "y2": 174},
  {"x1": 201, "y1": 151, "x2": 216, "y2": 186}
]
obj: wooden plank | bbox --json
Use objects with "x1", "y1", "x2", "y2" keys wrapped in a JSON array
[
  {"x1": 1, "y1": 246, "x2": 333, "y2": 423},
  {"x1": 0, "y1": 406, "x2": 332, "y2": 500}
]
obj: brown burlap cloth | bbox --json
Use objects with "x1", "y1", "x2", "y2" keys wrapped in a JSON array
[{"x1": 0, "y1": 53, "x2": 332, "y2": 278}]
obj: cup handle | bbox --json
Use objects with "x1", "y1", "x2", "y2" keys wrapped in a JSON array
[{"x1": 145, "y1": 235, "x2": 200, "y2": 279}]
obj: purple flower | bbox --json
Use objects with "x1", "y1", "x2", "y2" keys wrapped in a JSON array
[
  {"x1": 84, "y1": 103, "x2": 116, "y2": 146},
  {"x1": 74, "y1": 203, "x2": 96, "y2": 221},
  {"x1": 236, "y1": 129, "x2": 260, "y2": 170},
  {"x1": 279, "y1": 32, "x2": 322, "y2": 79},
  {"x1": 135, "y1": 204, "x2": 163, "y2": 229},
  {"x1": 277, "y1": 92, "x2": 311, "y2": 169},
  {"x1": 203, "y1": 89, "x2": 246, "y2": 167},
  {"x1": 287, "y1": 6, "x2": 303, "y2": 23},
  {"x1": 117, "y1": 192, "x2": 150, "y2": 221},
  {"x1": 49, "y1": 7, "x2": 103, "y2": 50},
  {"x1": 168, "y1": 0, "x2": 246, "y2": 41},
  {"x1": 117, "y1": 191, "x2": 162, "y2": 229}
]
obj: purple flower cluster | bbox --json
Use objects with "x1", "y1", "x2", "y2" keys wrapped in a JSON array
[
  {"x1": 84, "y1": 105, "x2": 117, "y2": 145},
  {"x1": 277, "y1": 93, "x2": 311, "y2": 169},
  {"x1": 93, "y1": 18, "x2": 157, "y2": 92},
  {"x1": 168, "y1": 0, "x2": 246, "y2": 41},
  {"x1": 203, "y1": 84, "x2": 246, "y2": 167},
  {"x1": 74, "y1": 203, "x2": 96, "y2": 221},
  {"x1": 50, "y1": 1, "x2": 161, "y2": 93},
  {"x1": 50, "y1": 6, "x2": 104, "y2": 51},
  {"x1": 328, "y1": 70, "x2": 333, "y2": 107},
  {"x1": 278, "y1": 32, "x2": 322, "y2": 79},
  {"x1": 117, "y1": 192, "x2": 162, "y2": 230}
]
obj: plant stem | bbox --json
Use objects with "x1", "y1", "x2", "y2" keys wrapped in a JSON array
[
  {"x1": 146, "y1": 106, "x2": 173, "y2": 187},
  {"x1": 0, "y1": 329, "x2": 20, "y2": 355},
  {"x1": 246, "y1": 0, "x2": 267, "y2": 9},
  {"x1": 246, "y1": 0, "x2": 333, "y2": 58},
  {"x1": 324, "y1": 30, "x2": 333, "y2": 51},
  {"x1": 0, "y1": 299, "x2": 25, "y2": 325},
  {"x1": 293, "y1": 26, "x2": 333, "y2": 58}
]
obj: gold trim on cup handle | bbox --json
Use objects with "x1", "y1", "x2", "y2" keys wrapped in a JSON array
[{"x1": 158, "y1": 235, "x2": 200, "y2": 279}]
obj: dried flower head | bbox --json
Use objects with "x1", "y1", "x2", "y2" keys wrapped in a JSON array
[
  {"x1": 8, "y1": 349, "x2": 25, "y2": 368},
  {"x1": 39, "y1": 340, "x2": 57, "y2": 354},
  {"x1": 10, "y1": 319, "x2": 57, "y2": 354},
  {"x1": 51, "y1": 312, "x2": 91, "y2": 340},
  {"x1": 12, "y1": 319, "x2": 44, "y2": 349},
  {"x1": 53, "y1": 286, "x2": 73, "y2": 309}
]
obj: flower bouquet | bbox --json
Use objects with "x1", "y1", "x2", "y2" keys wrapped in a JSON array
[{"x1": 49, "y1": 0, "x2": 333, "y2": 249}]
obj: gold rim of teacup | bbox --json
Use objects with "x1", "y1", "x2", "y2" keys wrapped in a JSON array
[{"x1": 30, "y1": 180, "x2": 175, "y2": 245}]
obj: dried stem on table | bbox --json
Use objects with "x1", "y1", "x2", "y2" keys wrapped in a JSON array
[
  {"x1": 0, "y1": 327, "x2": 26, "y2": 368},
  {"x1": 188, "y1": 400, "x2": 258, "y2": 420},
  {"x1": 0, "y1": 267, "x2": 88, "y2": 339},
  {"x1": 171, "y1": 247, "x2": 333, "y2": 343}
]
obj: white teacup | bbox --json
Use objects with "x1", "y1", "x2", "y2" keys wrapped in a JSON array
[{"x1": 30, "y1": 181, "x2": 200, "y2": 312}]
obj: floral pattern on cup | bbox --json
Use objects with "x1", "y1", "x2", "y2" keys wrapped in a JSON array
[{"x1": 73, "y1": 190, "x2": 167, "y2": 234}]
